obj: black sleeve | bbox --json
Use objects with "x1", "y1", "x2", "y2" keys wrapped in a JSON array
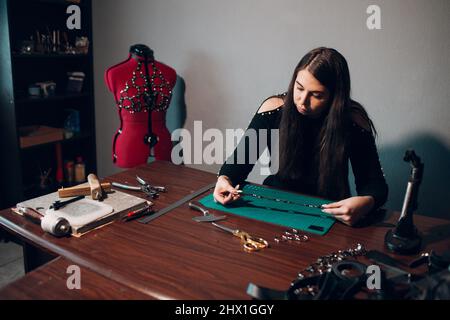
[
  {"x1": 349, "y1": 123, "x2": 389, "y2": 209},
  {"x1": 218, "y1": 110, "x2": 275, "y2": 185}
]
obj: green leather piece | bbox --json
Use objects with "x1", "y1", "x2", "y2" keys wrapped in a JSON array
[{"x1": 198, "y1": 184, "x2": 336, "y2": 236}]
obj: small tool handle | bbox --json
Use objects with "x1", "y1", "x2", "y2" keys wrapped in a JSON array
[
  {"x1": 136, "y1": 175, "x2": 147, "y2": 186},
  {"x1": 51, "y1": 195, "x2": 85, "y2": 210},
  {"x1": 111, "y1": 182, "x2": 141, "y2": 191},
  {"x1": 122, "y1": 204, "x2": 152, "y2": 222},
  {"x1": 188, "y1": 201, "x2": 208, "y2": 216},
  {"x1": 151, "y1": 185, "x2": 167, "y2": 193},
  {"x1": 16, "y1": 206, "x2": 44, "y2": 224}
]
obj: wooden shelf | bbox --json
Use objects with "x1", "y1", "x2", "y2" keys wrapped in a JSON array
[
  {"x1": 33, "y1": 0, "x2": 87, "y2": 8},
  {"x1": 0, "y1": 0, "x2": 96, "y2": 209},
  {"x1": 12, "y1": 53, "x2": 89, "y2": 59},
  {"x1": 15, "y1": 93, "x2": 90, "y2": 104},
  {"x1": 20, "y1": 132, "x2": 93, "y2": 151}
]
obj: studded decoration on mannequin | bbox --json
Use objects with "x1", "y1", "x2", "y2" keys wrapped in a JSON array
[{"x1": 105, "y1": 44, "x2": 177, "y2": 168}]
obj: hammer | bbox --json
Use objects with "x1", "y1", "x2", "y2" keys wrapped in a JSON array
[{"x1": 57, "y1": 174, "x2": 110, "y2": 199}]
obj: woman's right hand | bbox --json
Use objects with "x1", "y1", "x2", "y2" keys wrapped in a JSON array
[{"x1": 213, "y1": 176, "x2": 241, "y2": 205}]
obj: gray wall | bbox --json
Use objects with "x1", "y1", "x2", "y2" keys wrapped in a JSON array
[{"x1": 92, "y1": 0, "x2": 450, "y2": 219}]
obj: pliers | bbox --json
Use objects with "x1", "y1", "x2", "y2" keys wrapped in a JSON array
[{"x1": 112, "y1": 176, "x2": 166, "y2": 199}]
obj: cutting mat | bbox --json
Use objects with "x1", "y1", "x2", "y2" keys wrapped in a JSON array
[{"x1": 198, "y1": 184, "x2": 336, "y2": 235}]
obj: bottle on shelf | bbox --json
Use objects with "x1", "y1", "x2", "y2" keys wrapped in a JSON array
[
  {"x1": 65, "y1": 160, "x2": 75, "y2": 186},
  {"x1": 74, "y1": 156, "x2": 86, "y2": 183},
  {"x1": 63, "y1": 109, "x2": 80, "y2": 139},
  {"x1": 55, "y1": 143, "x2": 64, "y2": 186}
]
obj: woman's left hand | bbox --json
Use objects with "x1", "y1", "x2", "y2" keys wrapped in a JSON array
[{"x1": 321, "y1": 196, "x2": 375, "y2": 226}]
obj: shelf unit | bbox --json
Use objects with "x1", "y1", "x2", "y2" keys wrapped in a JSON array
[{"x1": 0, "y1": 0, "x2": 97, "y2": 208}]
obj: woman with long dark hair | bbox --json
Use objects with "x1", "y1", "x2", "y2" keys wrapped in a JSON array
[{"x1": 214, "y1": 47, "x2": 388, "y2": 226}]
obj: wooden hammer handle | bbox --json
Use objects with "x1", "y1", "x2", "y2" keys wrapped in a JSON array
[{"x1": 58, "y1": 182, "x2": 111, "y2": 198}]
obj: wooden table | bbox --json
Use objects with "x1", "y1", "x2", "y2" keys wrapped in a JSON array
[
  {"x1": 1, "y1": 161, "x2": 449, "y2": 299},
  {"x1": 0, "y1": 256, "x2": 150, "y2": 300}
]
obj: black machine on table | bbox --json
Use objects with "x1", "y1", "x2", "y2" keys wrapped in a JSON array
[{"x1": 385, "y1": 149, "x2": 423, "y2": 254}]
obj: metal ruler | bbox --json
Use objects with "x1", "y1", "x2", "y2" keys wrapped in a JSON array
[{"x1": 138, "y1": 182, "x2": 216, "y2": 224}]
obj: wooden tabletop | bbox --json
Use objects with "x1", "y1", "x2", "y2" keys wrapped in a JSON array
[
  {"x1": 0, "y1": 256, "x2": 150, "y2": 300},
  {"x1": 1, "y1": 161, "x2": 449, "y2": 299}
]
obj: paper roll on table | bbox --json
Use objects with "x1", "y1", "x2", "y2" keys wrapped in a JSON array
[
  {"x1": 16, "y1": 206, "x2": 71, "y2": 237},
  {"x1": 41, "y1": 213, "x2": 72, "y2": 237}
]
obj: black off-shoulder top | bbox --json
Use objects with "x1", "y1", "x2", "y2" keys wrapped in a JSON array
[{"x1": 218, "y1": 105, "x2": 388, "y2": 209}]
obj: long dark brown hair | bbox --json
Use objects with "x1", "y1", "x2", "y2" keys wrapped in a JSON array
[{"x1": 278, "y1": 47, "x2": 376, "y2": 200}]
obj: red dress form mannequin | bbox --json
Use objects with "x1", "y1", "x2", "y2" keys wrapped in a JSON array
[{"x1": 105, "y1": 44, "x2": 176, "y2": 168}]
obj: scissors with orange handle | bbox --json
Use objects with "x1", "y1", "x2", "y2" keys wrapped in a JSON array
[{"x1": 212, "y1": 222, "x2": 269, "y2": 252}]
